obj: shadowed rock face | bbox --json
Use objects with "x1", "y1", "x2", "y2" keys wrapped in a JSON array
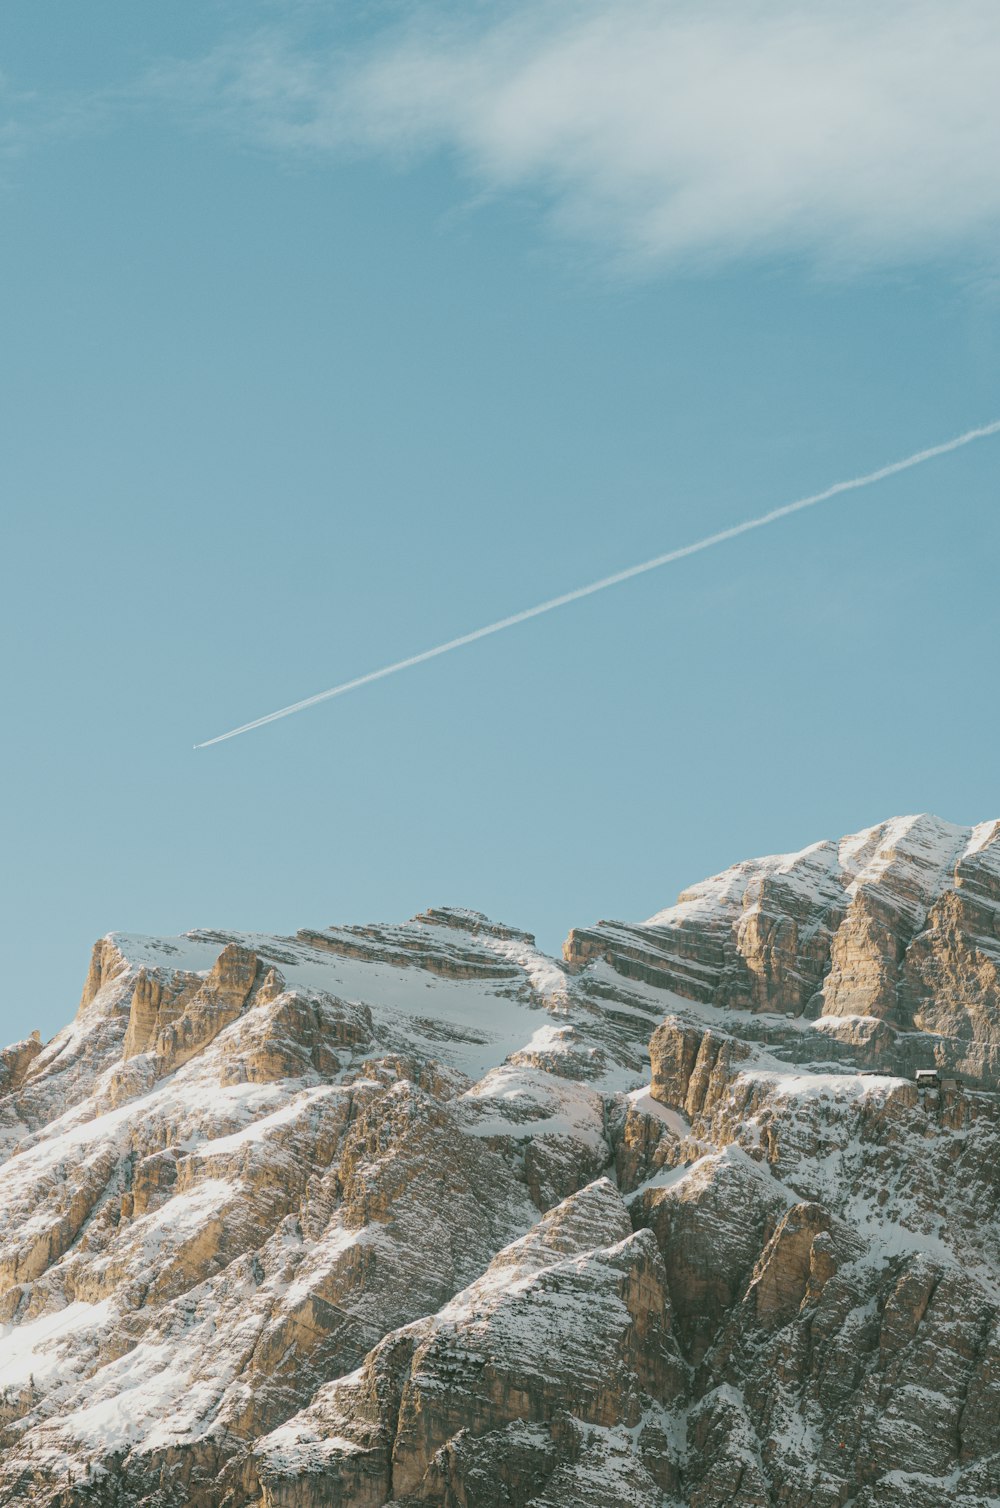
[{"x1": 3, "y1": 817, "x2": 1000, "y2": 1506}]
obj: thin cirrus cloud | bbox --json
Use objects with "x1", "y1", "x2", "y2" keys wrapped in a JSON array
[{"x1": 155, "y1": 0, "x2": 1000, "y2": 272}]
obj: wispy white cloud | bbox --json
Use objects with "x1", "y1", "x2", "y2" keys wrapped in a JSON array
[
  {"x1": 0, "y1": 70, "x2": 109, "y2": 163},
  {"x1": 150, "y1": 1, "x2": 1000, "y2": 273}
]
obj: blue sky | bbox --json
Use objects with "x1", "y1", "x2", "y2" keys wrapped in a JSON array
[{"x1": 3, "y1": 1, "x2": 999, "y2": 1041}]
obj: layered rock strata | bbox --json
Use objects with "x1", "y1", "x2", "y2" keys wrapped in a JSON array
[
  {"x1": 1, "y1": 815, "x2": 1000, "y2": 1505},
  {"x1": 567, "y1": 813, "x2": 1000, "y2": 1081}
]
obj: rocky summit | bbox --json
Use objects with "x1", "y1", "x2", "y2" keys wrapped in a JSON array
[{"x1": 2, "y1": 813, "x2": 1000, "y2": 1508}]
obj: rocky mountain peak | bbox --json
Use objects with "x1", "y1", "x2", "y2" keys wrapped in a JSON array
[
  {"x1": 565, "y1": 812, "x2": 1000, "y2": 1074},
  {"x1": 2, "y1": 814, "x2": 1000, "y2": 1505}
]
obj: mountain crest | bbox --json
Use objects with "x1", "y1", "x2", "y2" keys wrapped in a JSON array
[{"x1": 2, "y1": 814, "x2": 1000, "y2": 1506}]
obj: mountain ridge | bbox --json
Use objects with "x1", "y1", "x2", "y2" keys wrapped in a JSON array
[{"x1": 2, "y1": 812, "x2": 1000, "y2": 1506}]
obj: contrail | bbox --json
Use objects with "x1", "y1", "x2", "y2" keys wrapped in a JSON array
[{"x1": 196, "y1": 417, "x2": 1000, "y2": 748}]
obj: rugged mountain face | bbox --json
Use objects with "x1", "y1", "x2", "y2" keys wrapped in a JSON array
[{"x1": 2, "y1": 814, "x2": 1000, "y2": 1507}]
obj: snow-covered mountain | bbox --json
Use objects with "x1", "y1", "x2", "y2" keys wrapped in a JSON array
[{"x1": 2, "y1": 815, "x2": 1000, "y2": 1506}]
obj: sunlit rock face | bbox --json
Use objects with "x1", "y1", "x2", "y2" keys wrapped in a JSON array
[
  {"x1": 567, "y1": 813, "x2": 1000, "y2": 1080},
  {"x1": 3, "y1": 816, "x2": 1000, "y2": 1506}
]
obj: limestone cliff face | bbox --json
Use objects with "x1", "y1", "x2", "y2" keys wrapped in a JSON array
[
  {"x1": 3, "y1": 816, "x2": 1000, "y2": 1507},
  {"x1": 566, "y1": 813, "x2": 1000, "y2": 1080}
]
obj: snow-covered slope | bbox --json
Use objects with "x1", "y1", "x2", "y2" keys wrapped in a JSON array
[{"x1": 2, "y1": 820, "x2": 1000, "y2": 1507}]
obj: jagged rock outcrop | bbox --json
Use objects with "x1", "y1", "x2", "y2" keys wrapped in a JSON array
[
  {"x1": 256, "y1": 1179, "x2": 682, "y2": 1507},
  {"x1": 0, "y1": 1033, "x2": 42, "y2": 1095},
  {"x1": 567, "y1": 813, "x2": 1000, "y2": 1083},
  {"x1": 3, "y1": 815, "x2": 1000, "y2": 1506}
]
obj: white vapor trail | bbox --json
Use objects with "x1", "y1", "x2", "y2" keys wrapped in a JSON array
[{"x1": 195, "y1": 418, "x2": 1000, "y2": 748}]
